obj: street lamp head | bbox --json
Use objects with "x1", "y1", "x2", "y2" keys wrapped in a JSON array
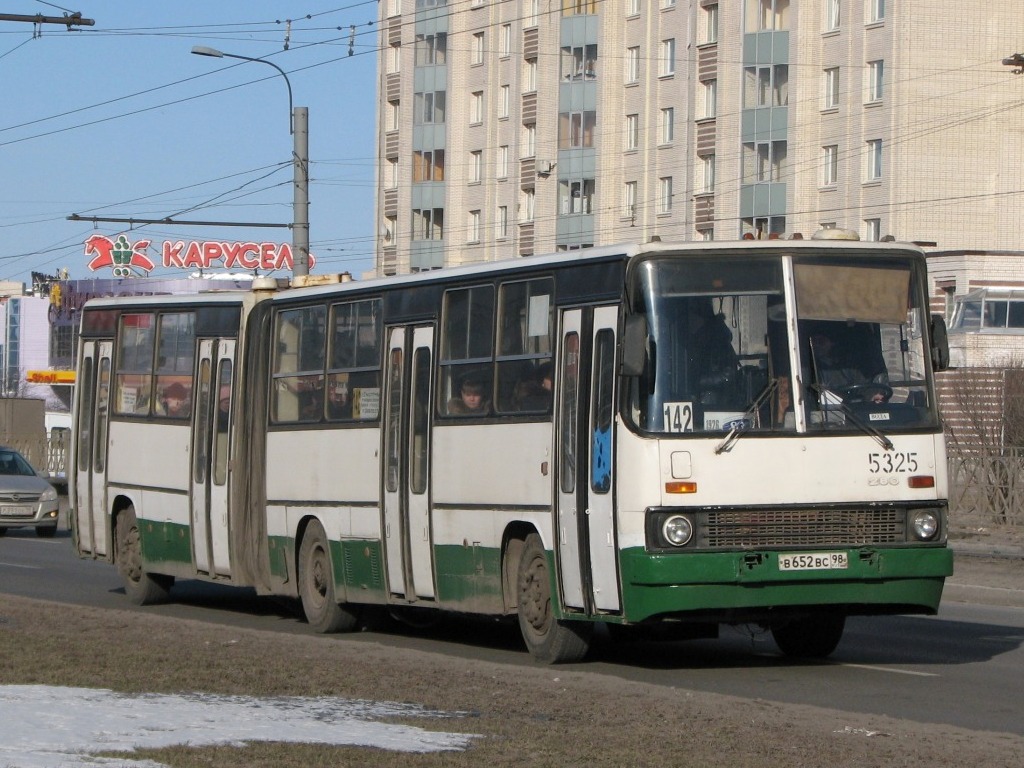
[{"x1": 191, "y1": 45, "x2": 225, "y2": 58}]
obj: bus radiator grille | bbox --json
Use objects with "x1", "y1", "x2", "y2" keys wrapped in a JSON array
[{"x1": 702, "y1": 508, "x2": 905, "y2": 548}]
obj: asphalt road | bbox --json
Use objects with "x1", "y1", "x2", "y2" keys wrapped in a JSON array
[{"x1": 2, "y1": 524, "x2": 1023, "y2": 738}]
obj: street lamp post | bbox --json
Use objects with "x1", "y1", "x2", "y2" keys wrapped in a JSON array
[{"x1": 191, "y1": 45, "x2": 310, "y2": 278}]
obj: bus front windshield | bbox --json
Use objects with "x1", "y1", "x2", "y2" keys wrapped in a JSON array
[{"x1": 626, "y1": 253, "x2": 939, "y2": 436}]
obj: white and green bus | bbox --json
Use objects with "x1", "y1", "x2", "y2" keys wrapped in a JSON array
[{"x1": 70, "y1": 233, "x2": 953, "y2": 663}]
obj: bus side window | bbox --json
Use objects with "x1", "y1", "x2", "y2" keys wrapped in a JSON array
[
  {"x1": 114, "y1": 312, "x2": 155, "y2": 416},
  {"x1": 439, "y1": 285, "x2": 495, "y2": 416}
]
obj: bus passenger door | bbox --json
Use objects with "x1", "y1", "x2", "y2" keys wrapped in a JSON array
[
  {"x1": 73, "y1": 340, "x2": 112, "y2": 557},
  {"x1": 189, "y1": 339, "x2": 235, "y2": 578},
  {"x1": 587, "y1": 306, "x2": 621, "y2": 612},
  {"x1": 382, "y1": 326, "x2": 436, "y2": 601},
  {"x1": 555, "y1": 307, "x2": 622, "y2": 615}
]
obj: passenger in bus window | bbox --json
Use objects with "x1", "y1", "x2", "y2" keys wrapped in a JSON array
[
  {"x1": 448, "y1": 376, "x2": 490, "y2": 415},
  {"x1": 810, "y1": 332, "x2": 890, "y2": 404},
  {"x1": 513, "y1": 361, "x2": 553, "y2": 411},
  {"x1": 687, "y1": 298, "x2": 739, "y2": 406},
  {"x1": 161, "y1": 382, "x2": 190, "y2": 418}
]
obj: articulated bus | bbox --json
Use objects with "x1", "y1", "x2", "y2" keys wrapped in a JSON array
[{"x1": 70, "y1": 233, "x2": 953, "y2": 663}]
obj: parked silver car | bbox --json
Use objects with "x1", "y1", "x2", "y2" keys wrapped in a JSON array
[{"x1": 0, "y1": 446, "x2": 60, "y2": 538}]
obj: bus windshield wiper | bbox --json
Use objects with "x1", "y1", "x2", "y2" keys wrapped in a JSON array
[
  {"x1": 808, "y1": 383, "x2": 894, "y2": 451},
  {"x1": 715, "y1": 378, "x2": 778, "y2": 455}
]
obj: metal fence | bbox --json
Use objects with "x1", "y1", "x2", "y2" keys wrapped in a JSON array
[{"x1": 948, "y1": 450, "x2": 1024, "y2": 526}]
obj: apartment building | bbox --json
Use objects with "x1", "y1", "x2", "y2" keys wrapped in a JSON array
[{"x1": 375, "y1": 0, "x2": 1024, "y2": 275}]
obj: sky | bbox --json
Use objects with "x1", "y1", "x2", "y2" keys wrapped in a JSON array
[
  {"x1": 0, "y1": 1, "x2": 380, "y2": 286},
  {"x1": 0, "y1": 684, "x2": 476, "y2": 766}
]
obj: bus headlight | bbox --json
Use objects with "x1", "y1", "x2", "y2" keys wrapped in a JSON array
[
  {"x1": 662, "y1": 515, "x2": 694, "y2": 547},
  {"x1": 910, "y1": 510, "x2": 939, "y2": 541}
]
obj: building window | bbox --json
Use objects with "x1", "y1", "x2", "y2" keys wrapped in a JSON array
[
  {"x1": 388, "y1": 101, "x2": 400, "y2": 131},
  {"x1": 867, "y1": 59, "x2": 884, "y2": 102},
  {"x1": 470, "y1": 150, "x2": 482, "y2": 183},
  {"x1": 523, "y1": 124, "x2": 536, "y2": 157},
  {"x1": 560, "y1": 43, "x2": 598, "y2": 81},
  {"x1": 659, "y1": 39, "x2": 676, "y2": 76},
  {"x1": 496, "y1": 205, "x2": 509, "y2": 239},
  {"x1": 562, "y1": 0, "x2": 597, "y2": 15},
  {"x1": 744, "y1": 141, "x2": 788, "y2": 182},
  {"x1": 414, "y1": 90, "x2": 446, "y2": 124},
  {"x1": 659, "y1": 107, "x2": 674, "y2": 144},
  {"x1": 500, "y1": 24, "x2": 511, "y2": 57},
  {"x1": 658, "y1": 176, "x2": 673, "y2": 213},
  {"x1": 662, "y1": 0, "x2": 676, "y2": 7},
  {"x1": 470, "y1": 91, "x2": 484, "y2": 123},
  {"x1": 413, "y1": 149, "x2": 445, "y2": 182},
  {"x1": 626, "y1": 46, "x2": 640, "y2": 83},
  {"x1": 702, "y1": 79, "x2": 717, "y2": 118},
  {"x1": 388, "y1": 158, "x2": 399, "y2": 188},
  {"x1": 747, "y1": 0, "x2": 790, "y2": 31},
  {"x1": 627, "y1": 0, "x2": 640, "y2": 14},
  {"x1": 472, "y1": 32, "x2": 485, "y2": 65},
  {"x1": 822, "y1": 145, "x2": 838, "y2": 186},
  {"x1": 388, "y1": 43, "x2": 401, "y2": 74},
  {"x1": 523, "y1": 59, "x2": 537, "y2": 92},
  {"x1": 521, "y1": 189, "x2": 535, "y2": 221},
  {"x1": 700, "y1": 153, "x2": 716, "y2": 192},
  {"x1": 499, "y1": 84, "x2": 510, "y2": 118},
  {"x1": 866, "y1": 138, "x2": 882, "y2": 181},
  {"x1": 744, "y1": 64, "x2": 789, "y2": 108},
  {"x1": 823, "y1": 67, "x2": 839, "y2": 109},
  {"x1": 625, "y1": 113, "x2": 639, "y2": 151},
  {"x1": 526, "y1": 0, "x2": 538, "y2": 26},
  {"x1": 497, "y1": 145, "x2": 509, "y2": 178},
  {"x1": 703, "y1": 4, "x2": 719, "y2": 43},
  {"x1": 415, "y1": 33, "x2": 447, "y2": 65},
  {"x1": 825, "y1": 0, "x2": 840, "y2": 31},
  {"x1": 559, "y1": 110, "x2": 597, "y2": 149},
  {"x1": 413, "y1": 207, "x2": 444, "y2": 240},
  {"x1": 744, "y1": 215, "x2": 786, "y2": 239},
  {"x1": 559, "y1": 178, "x2": 595, "y2": 214},
  {"x1": 468, "y1": 210, "x2": 481, "y2": 243},
  {"x1": 864, "y1": 218, "x2": 881, "y2": 241},
  {"x1": 623, "y1": 181, "x2": 637, "y2": 218},
  {"x1": 868, "y1": 0, "x2": 885, "y2": 23}
]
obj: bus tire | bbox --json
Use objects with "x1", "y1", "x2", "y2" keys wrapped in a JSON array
[
  {"x1": 516, "y1": 533, "x2": 592, "y2": 664},
  {"x1": 298, "y1": 520, "x2": 359, "y2": 633},
  {"x1": 771, "y1": 613, "x2": 846, "y2": 659},
  {"x1": 115, "y1": 505, "x2": 173, "y2": 605}
]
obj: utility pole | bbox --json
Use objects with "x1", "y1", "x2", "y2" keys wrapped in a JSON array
[{"x1": 0, "y1": 12, "x2": 95, "y2": 30}]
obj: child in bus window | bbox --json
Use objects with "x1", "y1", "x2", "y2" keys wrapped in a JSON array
[{"x1": 448, "y1": 376, "x2": 490, "y2": 415}]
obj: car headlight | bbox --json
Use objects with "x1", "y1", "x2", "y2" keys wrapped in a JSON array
[
  {"x1": 40, "y1": 486, "x2": 58, "y2": 502},
  {"x1": 910, "y1": 510, "x2": 939, "y2": 541},
  {"x1": 662, "y1": 515, "x2": 694, "y2": 547}
]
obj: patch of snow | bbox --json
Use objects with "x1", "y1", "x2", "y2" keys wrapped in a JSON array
[{"x1": 0, "y1": 685, "x2": 475, "y2": 767}]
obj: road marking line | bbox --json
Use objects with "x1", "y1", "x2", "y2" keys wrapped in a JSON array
[
  {"x1": 841, "y1": 663, "x2": 938, "y2": 677},
  {"x1": 0, "y1": 561, "x2": 41, "y2": 570}
]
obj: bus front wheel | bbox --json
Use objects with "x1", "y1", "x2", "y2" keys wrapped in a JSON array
[
  {"x1": 771, "y1": 613, "x2": 846, "y2": 659},
  {"x1": 298, "y1": 520, "x2": 359, "y2": 633},
  {"x1": 516, "y1": 533, "x2": 592, "y2": 664},
  {"x1": 115, "y1": 505, "x2": 173, "y2": 605}
]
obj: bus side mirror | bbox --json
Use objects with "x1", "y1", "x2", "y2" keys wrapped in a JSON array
[
  {"x1": 930, "y1": 314, "x2": 950, "y2": 372},
  {"x1": 621, "y1": 315, "x2": 647, "y2": 377}
]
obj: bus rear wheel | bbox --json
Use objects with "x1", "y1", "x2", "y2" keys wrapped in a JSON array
[
  {"x1": 771, "y1": 613, "x2": 846, "y2": 659},
  {"x1": 298, "y1": 520, "x2": 359, "y2": 633},
  {"x1": 516, "y1": 533, "x2": 592, "y2": 664},
  {"x1": 115, "y1": 505, "x2": 173, "y2": 605}
]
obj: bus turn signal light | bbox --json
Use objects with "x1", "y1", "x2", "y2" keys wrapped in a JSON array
[
  {"x1": 665, "y1": 481, "x2": 697, "y2": 494},
  {"x1": 908, "y1": 475, "x2": 935, "y2": 489}
]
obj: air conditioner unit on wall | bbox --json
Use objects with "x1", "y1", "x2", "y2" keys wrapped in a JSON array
[{"x1": 537, "y1": 160, "x2": 554, "y2": 176}]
